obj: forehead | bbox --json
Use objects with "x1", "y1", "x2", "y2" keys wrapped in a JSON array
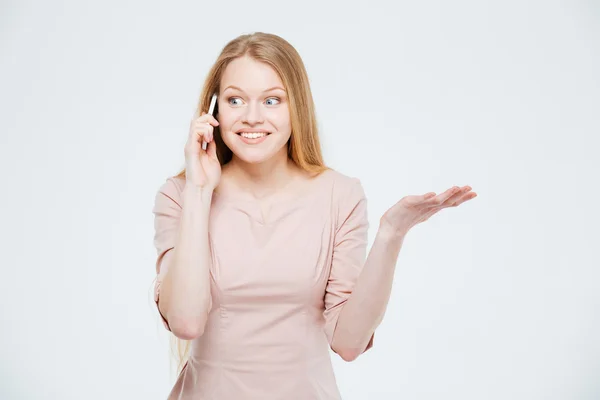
[{"x1": 220, "y1": 56, "x2": 284, "y2": 93}]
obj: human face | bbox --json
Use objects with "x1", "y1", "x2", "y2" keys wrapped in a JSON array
[{"x1": 217, "y1": 56, "x2": 291, "y2": 165}]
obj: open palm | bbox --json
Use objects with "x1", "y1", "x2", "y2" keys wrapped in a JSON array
[{"x1": 380, "y1": 185, "x2": 477, "y2": 235}]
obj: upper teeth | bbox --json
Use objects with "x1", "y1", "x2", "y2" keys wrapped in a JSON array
[{"x1": 240, "y1": 132, "x2": 267, "y2": 139}]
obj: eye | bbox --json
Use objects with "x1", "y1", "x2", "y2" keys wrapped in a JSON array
[
  {"x1": 265, "y1": 97, "x2": 280, "y2": 106},
  {"x1": 228, "y1": 97, "x2": 243, "y2": 106}
]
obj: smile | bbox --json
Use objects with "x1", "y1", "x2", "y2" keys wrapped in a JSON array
[{"x1": 236, "y1": 131, "x2": 271, "y2": 144}]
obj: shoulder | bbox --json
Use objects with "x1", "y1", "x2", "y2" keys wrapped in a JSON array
[
  {"x1": 325, "y1": 168, "x2": 366, "y2": 201},
  {"x1": 323, "y1": 169, "x2": 367, "y2": 230},
  {"x1": 154, "y1": 175, "x2": 187, "y2": 206}
]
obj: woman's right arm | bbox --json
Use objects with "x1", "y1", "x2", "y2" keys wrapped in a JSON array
[
  {"x1": 156, "y1": 183, "x2": 214, "y2": 340},
  {"x1": 154, "y1": 109, "x2": 221, "y2": 340}
]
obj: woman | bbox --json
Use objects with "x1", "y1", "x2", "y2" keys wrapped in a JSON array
[{"x1": 152, "y1": 32, "x2": 476, "y2": 399}]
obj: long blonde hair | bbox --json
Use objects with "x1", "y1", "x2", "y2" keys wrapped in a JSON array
[{"x1": 169, "y1": 32, "x2": 329, "y2": 375}]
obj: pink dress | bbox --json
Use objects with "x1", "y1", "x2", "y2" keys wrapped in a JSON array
[{"x1": 152, "y1": 168, "x2": 374, "y2": 399}]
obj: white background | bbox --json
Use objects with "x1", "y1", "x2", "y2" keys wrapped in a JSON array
[{"x1": 1, "y1": 0, "x2": 599, "y2": 399}]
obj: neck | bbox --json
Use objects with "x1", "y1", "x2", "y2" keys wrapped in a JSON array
[{"x1": 224, "y1": 152, "x2": 299, "y2": 199}]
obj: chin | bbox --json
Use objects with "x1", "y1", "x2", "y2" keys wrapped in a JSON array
[
  {"x1": 235, "y1": 153, "x2": 268, "y2": 164},
  {"x1": 233, "y1": 150, "x2": 281, "y2": 165}
]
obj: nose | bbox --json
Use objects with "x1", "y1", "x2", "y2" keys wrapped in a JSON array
[{"x1": 241, "y1": 102, "x2": 264, "y2": 125}]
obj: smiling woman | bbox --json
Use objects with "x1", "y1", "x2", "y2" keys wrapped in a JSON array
[
  {"x1": 154, "y1": 32, "x2": 359, "y2": 400},
  {"x1": 151, "y1": 31, "x2": 476, "y2": 400},
  {"x1": 172, "y1": 32, "x2": 326, "y2": 174}
]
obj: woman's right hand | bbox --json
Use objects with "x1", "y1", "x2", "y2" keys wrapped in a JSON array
[{"x1": 184, "y1": 110, "x2": 221, "y2": 190}]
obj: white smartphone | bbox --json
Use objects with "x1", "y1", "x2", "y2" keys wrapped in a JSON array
[{"x1": 202, "y1": 93, "x2": 218, "y2": 151}]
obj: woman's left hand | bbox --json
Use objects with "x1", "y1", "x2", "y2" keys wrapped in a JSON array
[{"x1": 379, "y1": 185, "x2": 477, "y2": 236}]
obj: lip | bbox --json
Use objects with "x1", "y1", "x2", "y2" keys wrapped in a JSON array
[
  {"x1": 237, "y1": 131, "x2": 270, "y2": 145},
  {"x1": 236, "y1": 128, "x2": 271, "y2": 133}
]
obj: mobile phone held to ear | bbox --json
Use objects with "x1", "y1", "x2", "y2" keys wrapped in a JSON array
[{"x1": 202, "y1": 93, "x2": 218, "y2": 151}]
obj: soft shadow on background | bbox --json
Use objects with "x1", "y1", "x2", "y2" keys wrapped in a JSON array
[{"x1": 1, "y1": 1, "x2": 598, "y2": 399}]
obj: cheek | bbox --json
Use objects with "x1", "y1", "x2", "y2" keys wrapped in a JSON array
[
  {"x1": 269, "y1": 108, "x2": 291, "y2": 129},
  {"x1": 216, "y1": 111, "x2": 237, "y2": 128}
]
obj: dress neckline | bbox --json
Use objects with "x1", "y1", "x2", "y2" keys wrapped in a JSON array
[
  {"x1": 213, "y1": 170, "x2": 330, "y2": 203},
  {"x1": 212, "y1": 168, "x2": 333, "y2": 206}
]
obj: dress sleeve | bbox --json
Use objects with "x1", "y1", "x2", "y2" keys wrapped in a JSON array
[
  {"x1": 323, "y1": 177, "x2": 374, "y2": 354},
  {"x1": 151, "y1": 177, "x2": 183, "y2": 331}
]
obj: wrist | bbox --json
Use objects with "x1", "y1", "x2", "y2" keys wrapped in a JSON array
[
  {"x1": 183, "y1": 183, "x2": 214, "y2": 203},
  {"x1": 377, "y1": 220, "x2": 409, "y2": 242}
]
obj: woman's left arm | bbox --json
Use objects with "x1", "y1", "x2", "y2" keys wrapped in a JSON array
[{"x1": 332, "y1": 185, "x2": 477, "y2": 361}]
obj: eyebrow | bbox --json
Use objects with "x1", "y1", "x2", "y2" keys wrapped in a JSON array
[{"x1": 223, "y1": 85, "x2": 286, "y2": 94}]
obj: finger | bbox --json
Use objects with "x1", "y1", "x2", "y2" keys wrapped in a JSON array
[
  {"x1": 438, "y1": 186, "x2": 477, "y2": 208},
  {"x1": 424, "y1": 186, "x2": 461, "y2": 207},
  {"x1": 196, "y1": 130, "x2": 209, "y2": 145},
  {"x1": 445, "y1": 186, "x2": 474, "y2": 203},
  {"x1": 442, "y1": 187, "x2": 468, "y2": 206},
  {"x1": 402, "y1": 194, "x2": 433, "y2": 208},
  {"x1": 206, "y1": 114, "x2": 220, "y2": 126},
  {"x1": 193, "y1": 130, "x2": 208, "y2": 149},
  {"x1": 449, "y1": 191, "x2": 478, "y2": 207},
  {"x1": 193, "y1": 122, "x2": 214, "y2": 141},
  {"x1": 412, "y1": 192, "x2": 436, "y2": 207},
  {"x1": 207, "y1": 137, "x2": 217, "y2": 159},
  {"x1": 195, "y1": 127, "x2": 211, "y2": 152},
  {"x1": 207, "y1": 123, "x2": 215, "y2": 142},
  {"x1": 205, "y1": 123, "x2": 214, "y2": 142},
  {"x1": 197, "y1": 113, "x2": 220, "y2": 127},
  {"x1": 194, "y1": 122, "x2": 217, "y2": 143}
]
